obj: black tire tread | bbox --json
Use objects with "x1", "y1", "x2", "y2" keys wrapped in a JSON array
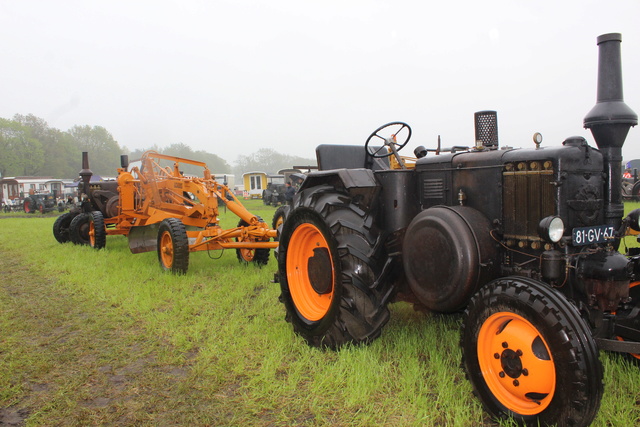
[
  {"x1": 53, "y1": 212, "x2": 77, "y2": 243},
  {"x1": 157, "y1": 218, "x2": 189, "y2": 274},
  {"x1": 69, "y1": 213, "x2": 91, "y2": 245},
  {"x1": 279, "y1": 185, "x2": 391, "y2": 349},
  {"x1": 89, "y1": 211, "x2": 106, "y2": 250},
  {"x1": 461, "y1": 277, "x2": 603, "y2": 426}
]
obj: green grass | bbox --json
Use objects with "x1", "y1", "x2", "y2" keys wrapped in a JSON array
[{"x1": 1, "y1": 199, "x2": 640, "y2": 425}]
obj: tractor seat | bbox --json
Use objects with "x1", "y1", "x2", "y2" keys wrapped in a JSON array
[{"x1": 315, "y1": 144, "x2": 389, "y2": 171}]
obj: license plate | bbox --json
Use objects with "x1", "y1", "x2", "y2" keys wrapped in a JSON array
[{"x1": 572, "y1": 225, "x2": 615, "y2": 246}]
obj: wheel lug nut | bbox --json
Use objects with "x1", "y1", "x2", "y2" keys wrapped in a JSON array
[
  {"x1": 516, "y1": 349, "x2": 523, "y2": 356},
  {"x1": 502, "y1": 342, "x2": 508, "y2": 348},
  {"x1": 494, "y1": 353, "x2": 500, "y2": 359},
  {"x1": 499, "y1": 371, "x2": 505, "y2": 378},
  {"x1": 522, "y1": 369, "x2": 528, "y2": 376},
  {"x1": 513, "y1": 380, "x2": 519, "y2": 387}
]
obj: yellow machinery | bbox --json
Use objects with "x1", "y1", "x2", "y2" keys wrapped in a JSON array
[{"x1": 55, "y1": 151, "x2": 277, "y2": 273}]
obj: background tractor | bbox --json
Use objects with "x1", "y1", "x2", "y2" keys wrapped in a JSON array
[
  {"x1": 53, "y1": 151, "x2": 277, "y2": 273},
  {"x1": 23, "y1": 191, "x2": 58, "y2": 214},
  {"x1": 276, "y1": 33, "x2": 640, "y2": 426}
]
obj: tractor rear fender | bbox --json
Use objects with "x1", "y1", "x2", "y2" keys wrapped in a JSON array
[{"x1": 297, "y1": 168, "x2": 380, "y2": 211}]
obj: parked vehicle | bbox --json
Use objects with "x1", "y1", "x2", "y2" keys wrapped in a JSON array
[
  {"x1": 23, "y1": 192, "x2": 57, "y2": 214},
  {"x1": 276, "y1": 33, "x2": 639, "y2": 426},
  {"x1": 53, "y1": 151, "x2": 277, "y2": 273}
]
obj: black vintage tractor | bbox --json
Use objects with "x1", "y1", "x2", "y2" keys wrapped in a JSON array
[
  {"x1": 23, "y1": 193, "x2": 57, "y2": 214},
  {"x1": 276, "y1": 33, "x2": 640, "y2": 426},
  {"x1": 52, "y1": 158, "x2": 119, "y2": 245},
  {"x1": 262, "y1": 177, "x2": 286, "y2": 206}
]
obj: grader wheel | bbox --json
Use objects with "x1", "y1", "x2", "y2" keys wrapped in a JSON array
[
  {"x1": 157, "y1": 218, "x2": 189, "y2": 274},
  {"x1": 89, "y1": 211, "x2": 106, "y2": 250},
  {"x1": 235, "y1": 220, "x2": 270, "y2": 265}
]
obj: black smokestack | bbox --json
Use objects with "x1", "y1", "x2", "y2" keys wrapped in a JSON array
[
  {"x1": 584, "y1": 33, "x2": 637, "y2": 228},
  {"x1": 79, "y1": 151, "x2": 93, "y2": 203}
]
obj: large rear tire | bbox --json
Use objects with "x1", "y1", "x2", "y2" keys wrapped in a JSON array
[
  {"x1": 69, "y1": 213, "x2": 91, "y2": 245},
  {"x1": 461, "y1": 277, "x2": 603, "y2": 426},
  {"x1": 23, "y1": 197, "x2": 36, "y2": 214},
  {"x1": 89, "y1": 211, "x2": 106, "y2": 250},
  {"x1": 277, "y1": 185, "x2": 391, "y2": 349},
  {"x1": 157, "y1": 218, "x2": 189, "y2": 274}
]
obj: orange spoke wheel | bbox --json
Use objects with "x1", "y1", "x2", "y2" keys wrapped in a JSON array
[
  {"x1": 238, "y1": 248, "x2": 255, "y2": 262},
  {"x1": 88, "y1": 211, "x2": 106, "y2": 250},
  {"x1": 235, "y1": 219, "x2": 270, "y2": 265},
  {"x1": 478, "y1": 312, "x2": 555, "y2": 414},
  {"x1": 159, "y1": 230, "x2": 175, "y2": 268},
  {"x1": 286, "y1": 223, "x2": 335, "y2": 321},
  {"x1": 157, "y1": 218, "x2": 189, "y2": 274},
  {"x1": 89, "y1": 221, "x2": 96, "y2": 246}
]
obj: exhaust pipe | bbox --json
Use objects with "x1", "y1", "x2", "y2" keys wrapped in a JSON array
[
  {"x1": 79, "y1": 152, "x2": 93, "y2": 206},
  {"x1": 584, "y1": 33, "x2": 637, "y2": 229}
]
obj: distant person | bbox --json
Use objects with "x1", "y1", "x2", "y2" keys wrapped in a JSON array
[
  {"x1": 284, "y1": 182, "x2": 296, "y2": 204},
  {"x1": 623, "y1": 169, "x2": 632, "y2": 178}
]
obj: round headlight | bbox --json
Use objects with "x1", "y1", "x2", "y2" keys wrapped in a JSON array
[{"x1": 538, "y1": 216, "x2": 565, "y2": 243}]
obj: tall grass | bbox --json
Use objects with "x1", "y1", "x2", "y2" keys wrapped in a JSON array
[{"x1": 1, "y1": 200, "x2": 640, "y2": 425}]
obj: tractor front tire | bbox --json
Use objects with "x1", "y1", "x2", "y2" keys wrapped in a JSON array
[
  {"x1": 89, "y1": 211, "x2": 106, "y2": 250},
  {"x1": 461, "y1": 277, "x2": 603, "y2": 426},
  {"x1": 53, "y1": 212, "x2": 78, "y2": 243},
  {"x1": 69, "y1": 213, "x2": 91, "y2": 245},
  {"x1": 157, "y1": 218, "x2": 189, "y2": 274},
  {"x1": 277, "y1": 186, "x2": 391, "y2": 349}
]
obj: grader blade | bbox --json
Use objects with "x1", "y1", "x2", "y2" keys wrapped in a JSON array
[{"x1": 128, "y1": 223, "x2": 160, "y2": 254}]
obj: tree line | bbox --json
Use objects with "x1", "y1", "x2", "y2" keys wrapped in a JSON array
[{"x1": 0, "y1": 114, "x2": 315, "y2": 180}]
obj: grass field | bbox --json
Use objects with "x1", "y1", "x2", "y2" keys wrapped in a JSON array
[{"x1": 1, "y1": 200, "x2": 640, "y2": 426}]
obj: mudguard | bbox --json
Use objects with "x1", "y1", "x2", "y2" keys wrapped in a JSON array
[{"x1": 296, "y1": 168, "x2": 381, "y2": 211}]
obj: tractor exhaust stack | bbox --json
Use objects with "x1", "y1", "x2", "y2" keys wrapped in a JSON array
[{"x1": 584, "y1": 33, "x2": 637, "y2": 229}]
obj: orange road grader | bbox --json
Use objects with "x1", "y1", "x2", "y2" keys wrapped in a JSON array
[{"x1": 53, "y1": 151, "x2": 277, "y2": 273}]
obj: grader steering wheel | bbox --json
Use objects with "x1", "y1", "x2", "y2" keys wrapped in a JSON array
[{"x1": 365, "y1": 122, "x2": 412, "y2": 169}]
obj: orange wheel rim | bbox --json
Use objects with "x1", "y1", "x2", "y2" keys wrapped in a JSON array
[
  {"x1": 286, "y1": 223, "x2": 335, "y2": 321},
  {"x1": 240, "y1": 248, "x2": 255, "y2": 261},
  {"x1": 478, "y1": 312, "x2": 555, "y2": 415},
  {"x1": 89, "y1": 220, "x2": 96, "y2": 246},
  {"x1": 160, "y1": 231, "x2": 174, "y2": 268}
]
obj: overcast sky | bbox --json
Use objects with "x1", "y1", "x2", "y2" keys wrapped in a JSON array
[{"x1": 2, "y1": 0, "x2": 640, "y2": 166}]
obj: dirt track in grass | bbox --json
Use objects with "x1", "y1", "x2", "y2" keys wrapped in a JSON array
[{"x1": 0, "y1": 248, "x2": 214, "y2": 426}]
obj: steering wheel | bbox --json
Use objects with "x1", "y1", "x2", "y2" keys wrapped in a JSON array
[{"x1": 365, "y1": 122, "x2": 412, "y2": 158}]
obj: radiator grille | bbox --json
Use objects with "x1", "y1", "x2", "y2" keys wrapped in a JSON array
[{"x1": 503, "y1": 161, "x2": 555, "y2": 240}]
